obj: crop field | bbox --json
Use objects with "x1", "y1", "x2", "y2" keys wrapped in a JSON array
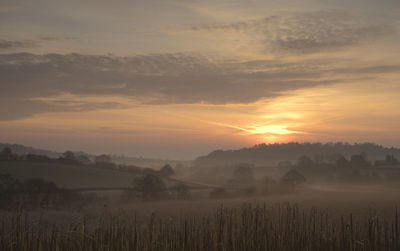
[
  {"x1": 1, "y1": 203, "x2": 400, "y2": 251},
  {"x1": 1, "y1": 185, "x2": 400, "y2": 251}
]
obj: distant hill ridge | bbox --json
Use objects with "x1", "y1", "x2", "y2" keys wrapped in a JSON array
[
  {"x1": 0, "y1": 143, "x2": 182, "y2": 168},
  {"x1": 0, "y1": 143, "x2": 61, "y2": 158},
  {"x1": 194, "y1": 142, "x2": 400, "y2": 167}
]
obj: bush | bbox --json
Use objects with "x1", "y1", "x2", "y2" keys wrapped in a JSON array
[{"x1": 131, "y1": 174, "x2": 168, "y2": 201}]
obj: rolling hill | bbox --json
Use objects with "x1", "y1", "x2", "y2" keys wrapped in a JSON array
[
  {"x1": 194, "y1": 142, "x2": 400, "y2": 167},
  {"x1": 0, "y1": 161, "x2": 139, "y2": 189}
]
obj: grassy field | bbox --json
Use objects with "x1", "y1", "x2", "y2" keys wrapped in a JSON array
[
  {"x1": 3, "y1": 160, "x2": 400, "y2": 250},
  {"x1": 2, "y1": 185, "x2": 400, "y2": 250},
  {"x1": 0, "y1": 161, "x2": 139, "y2": 189}
]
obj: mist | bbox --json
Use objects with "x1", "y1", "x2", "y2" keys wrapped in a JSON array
[{"x1": 1, "y1": 0, "x2": 400, "y2": 250}]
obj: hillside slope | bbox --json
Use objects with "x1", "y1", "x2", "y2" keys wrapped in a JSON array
[
  {"x1": 194, "y1": 142, "x2": 400, "y2": 167},
  {"x1": 0, "y1": 161, "x2": 139, "y2": 188}
]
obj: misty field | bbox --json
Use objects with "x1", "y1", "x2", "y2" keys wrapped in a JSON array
[{"x1": 1, "y1": 186, "x2": 400, "y2": 251}]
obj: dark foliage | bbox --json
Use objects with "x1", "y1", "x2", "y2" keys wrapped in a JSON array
[
  {"x1": 195, "y1": 142, "x2": 400, "y2": 166},
  {"x1": 130, "y1": 174, "x2": 168, "y2": 201},
  {"x1": 0, "y1": 173, "x2": 91, "y2": 210},
  {"x1": 158, "y1": 164, "x2": 175, "y2": 177}
]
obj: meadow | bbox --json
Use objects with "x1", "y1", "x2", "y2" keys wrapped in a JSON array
[{"x1": 1, "y1": 184, "x2": 400, "y2": 251}]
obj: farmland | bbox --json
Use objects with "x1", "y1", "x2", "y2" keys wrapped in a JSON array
[{"x1": 2, "y1": 183, "x2": 400, "y2": 250}]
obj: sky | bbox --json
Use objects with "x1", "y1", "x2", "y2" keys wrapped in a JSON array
[{"x1": 1, "y1": 0, "x2": 400, "y2": 159}]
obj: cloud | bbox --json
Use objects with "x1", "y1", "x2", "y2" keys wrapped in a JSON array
[
  {"x1": 0, "y1": 37, "x2": 78, "y2": 51},
  {"x1": 190, "y1": 10, "x2": 395, "y2": 54},
  {"x1": 0, "y1": 40, "x2": 38, "y2": 50},
  {"x1": 0, "y1": 52, "x2": 398, "y2": 120},
  {"x1": 0, "y1": 5, "x2": 21, "y2": 13}
]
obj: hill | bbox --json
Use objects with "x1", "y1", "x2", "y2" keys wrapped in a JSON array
[
  {"x1": 0, "y1": 161, "x2": 139, "y2": 189},
  {"x1": 0, "y1": 143, "x2": 182, "y2": 169},
  {"x1": 194, "y1": 142, "x2": 400, "y2": 167},
  {"x1": 0, "y1": 143, "x2": 61, "y2": 158}
]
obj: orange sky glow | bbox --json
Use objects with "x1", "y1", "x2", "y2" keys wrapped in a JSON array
[{"x1": 1, "y1": 0, "x2": 400, "y2": 158}]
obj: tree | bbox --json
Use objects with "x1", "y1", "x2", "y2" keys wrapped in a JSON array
[
  {"x1": 0, "y1": 147, "x2": 17, "y2": 160},
  {"x1": 95, "y1": 154, "x2": 113, "y2": 168},
  {"x1": 335, "y1": 155, "x2": 349, "y2": 168},
  {"x1": 226, "y1": 165, "x2": 255, "y2": 188},
  {"x1": 25, "y1": 154, "x2": 50, "y2": 162},
  {"x1": 0, "y1": 173, "x2": 21, "y2": 209},
  {"x1": 233, "y1": 165, "x2": 255, "y2": 183},
  {"x1": 0, "y1": 147, "x2": 12, "y2": 156},
  {"x1": 280, "y1": 170, "x2": 306, "y2": 185},
  {"x1": 297, "y1": 155, "x2": 313, "y2": 168},
  {"x1": 350, "y1": 154, "x2": 369, "y2": 168},
  {"x1": 133, "y1": 174, "x2": 167, "y2": 201},
  {"x1": 0, "y1": 173, "x2": 20, "y2": 192},
  {"x1": 77, "y1": 154, "x2": 91, "y2": 165},
  {"x1": 61, "y1": 151, "x2": 77, "y2": 162},
  {"x1": 385, "y1": 154, "x2": 398, "y2": 165},
  {"x1": 159, "y1": 164, "x2": 175, "y2": 177}
]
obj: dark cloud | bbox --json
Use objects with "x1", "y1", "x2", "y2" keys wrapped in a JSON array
[
  {"x1": 0, "y1": 40, "x2": 38, "y2": 50},
  {"x1": 190, "y1": 10, "x2": 395, "y2": 54},
  {"x1": 0, "y1": 96, "x2": 127, "y2": 121},
  {"x1": 0, "y1": 37, "x2": 77, "y2": 51},
  {"x1": 0, "y1": 52, "x2": 398, "y2": 120}
]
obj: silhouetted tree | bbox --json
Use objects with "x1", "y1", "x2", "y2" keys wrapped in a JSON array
[
  {"x1": 61, "y1": 151, "x2": 77, "y2": 163},
  {"x1": 297, "y1": 155, "x2": 313, "y2": 168},
  {"x1": 0, "y1": 147, "x2": 11, "y2": 156},
  {"x1": 350, "y1": 154, "x2": 370, "y2": 168},
  {"x1": 0, "y1": 147, "x2": 17, "y2": 160},
  {"x1": 385, "y1": 154, "x2": 398, "y2": 165},
  {"x1": 227, "y1": 165, "x2": 255, "y2": 188},
  {"x1": 24, "y1": 154, "x2": 50, "y2": 162},
  {"x1": 133, "y1": 174, "x2": 167, "y2": 201},
  {"x1": 0, "y1": 173, "x2": 21, "y2": 209},
  {"x1": 335, "y1": 155, "x2": 349, "y2": 168},
  {"x1": 95, "y1": 154, "x2": 113, "y2": 168},
  {"x1": 76, "y1": 154, "x2": 91, "y2": 165},
  {"x1": 159, "y1": 164, "x2": 175, "y2": 177},
  {"x1": 281, "y1": 170, "x2": 306, "y2": 185},
  {"x1": 233, "y1": 165, "x2": 255, "y2": 183}
]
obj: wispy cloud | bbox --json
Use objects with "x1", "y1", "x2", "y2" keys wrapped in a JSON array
[
  {"x1": 189, "y1": 10, "x2": 395, "y2": 54},
  {"x1": 0, "y1": 52, "x2": 398, "y2": 120},
  {"x1": 0, "y1": 5, "x2": 21, "y2": 13},
  {"x1": 0, "y1": 40, "x2": 38, "y2": 50},
  {"x1": 0, "y1": 37, "x2": 78, "y2": 51}
]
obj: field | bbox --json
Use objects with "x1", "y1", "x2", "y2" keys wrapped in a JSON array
[
  {"x1": 1, "y1": 184, "x2": 400, "y2": 250},
  {"x1": 2, "y1": 160, "x2": 400, "y2": 250}
]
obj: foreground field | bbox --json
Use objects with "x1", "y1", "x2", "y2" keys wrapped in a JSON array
[
  {"x1": 1, "y1": 203, "x2": 400, "y2": 251},
  {"x1": 2, "y1": 185, "x2": 400, "y2": 250}
]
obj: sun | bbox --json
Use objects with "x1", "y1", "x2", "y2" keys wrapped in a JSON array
[{"x1": 224, "y1": 123, "x2": 302, "y2": 142}]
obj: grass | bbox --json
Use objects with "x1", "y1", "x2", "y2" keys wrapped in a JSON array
[{"x1": 1, "y1": 203, "x2": 400, "y2": 251}]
